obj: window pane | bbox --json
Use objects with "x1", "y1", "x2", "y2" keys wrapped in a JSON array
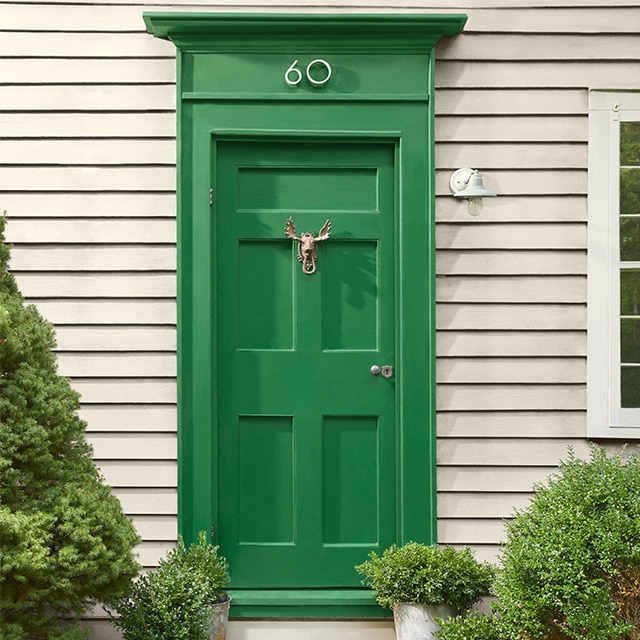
[
  {"x1": 622, "y1": 366, "x2": 640, "y2": 407},
  {"x1": 621, "y1": 319, "x2": 640, "y2": 363},
  {"x1": 621, "y1": 122, "x2": 640, "y2": 167},
  {"x1": 620, "y1": 271, "x2": 640, "y2": 315},
  {"x1": 620, "y1": 168, "x2": 640, "y2": 215},
  {"x1": 620, "y1": 217, "x2": 640, "y2": 261}
]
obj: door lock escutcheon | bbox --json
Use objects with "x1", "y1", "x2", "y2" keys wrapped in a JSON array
[{"x1": 371, "y1": 365, "x2": 393, "y2": 378}]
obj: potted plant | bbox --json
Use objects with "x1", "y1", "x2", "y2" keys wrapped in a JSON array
[
  {"x1": 109, "y1": 531, "x2": 230, "y2": 640},
  {"x1": 494, "y1": 445, "x2": 640, "y2": 640},
  {"x1": 355, "y1": 542, "x2": 494, "y2": 640}
]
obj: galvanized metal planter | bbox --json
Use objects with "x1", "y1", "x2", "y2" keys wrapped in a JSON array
[
  {"x1": 393, "y1": 602, "x2": 456, "y2": 640},
  {"x1": 208, "y1": 595, "x2": 232, "y2": 640}
]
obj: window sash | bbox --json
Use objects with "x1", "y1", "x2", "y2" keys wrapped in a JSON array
[{"x1": 588, "y1": 91, "x2": 640, "y2": 437}]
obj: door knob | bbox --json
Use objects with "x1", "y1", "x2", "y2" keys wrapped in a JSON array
[{"x1": 371, "y1": 365, "x2": 393, "y2": 378}]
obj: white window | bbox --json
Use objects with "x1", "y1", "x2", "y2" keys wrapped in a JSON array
[{"x1": 589, "y1": 91, "x2": 640, "y2": 437}]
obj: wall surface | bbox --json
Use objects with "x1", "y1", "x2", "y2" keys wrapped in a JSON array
[{"x1": 2, "y1": 0, "x2": 638, "y2": 637}]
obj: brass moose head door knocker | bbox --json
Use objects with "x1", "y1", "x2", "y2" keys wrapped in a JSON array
[{"x1": 285, "y1": 217, "x2": 331, "y2": 275}]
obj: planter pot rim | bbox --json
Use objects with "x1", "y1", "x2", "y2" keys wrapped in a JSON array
[{"x1": 394, "y1": 601, "x2": 458, "y2": 612}]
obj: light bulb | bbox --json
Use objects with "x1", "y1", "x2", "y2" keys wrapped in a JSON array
[{"x1": 467, "y1": 197, "x2": 483, "y2": 216}]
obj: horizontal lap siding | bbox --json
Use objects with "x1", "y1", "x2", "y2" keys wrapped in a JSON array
[
  {"x1": 432, "y1": 7, "x2": 601, "y2": 559},
  {"x1": 2, "y1": 0, "x2": 623, "y2": 574},
  {"x1": 0, "y1": 0, "x2": 178, "y2": 572}
]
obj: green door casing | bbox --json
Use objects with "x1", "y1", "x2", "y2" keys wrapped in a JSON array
[{"x1": 144, "y1": 12, "x2": 467, "y2": 618}]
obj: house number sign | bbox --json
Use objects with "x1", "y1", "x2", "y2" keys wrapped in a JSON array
[{"x1": 285, "y1": 59, "x2": 332, "y2": 87}]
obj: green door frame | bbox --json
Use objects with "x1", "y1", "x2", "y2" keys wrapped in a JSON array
[{"x1": 144, "y1": 12, "x2": 467, "y2": 618}]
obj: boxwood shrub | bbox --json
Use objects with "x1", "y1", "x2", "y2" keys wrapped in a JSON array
[{"x1": 494, "y1": 445, "x2": 640, "y2": 640}]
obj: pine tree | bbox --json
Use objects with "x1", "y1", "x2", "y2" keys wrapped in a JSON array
[{"x1": 0, "y1": 216, "x2": 141, "y2": 639}]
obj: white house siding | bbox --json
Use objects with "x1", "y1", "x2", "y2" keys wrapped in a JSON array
[
  {"x1": 1, "y1": 0, "x2": 638, "y2": 637},
  {"x1": 0, "y1": 0, "x2": 180, "y2": 575}
]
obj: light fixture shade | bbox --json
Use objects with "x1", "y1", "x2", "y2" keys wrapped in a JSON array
[{"x1": 450, "y1": 168, "x2": 496, "y2": 198}]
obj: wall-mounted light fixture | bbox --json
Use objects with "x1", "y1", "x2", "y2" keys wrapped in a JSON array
[{"x1": 449, "y1": 168, "x2": 496, "y2": 216}]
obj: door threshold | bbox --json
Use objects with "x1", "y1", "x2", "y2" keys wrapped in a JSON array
[{"x1": 227, "y1": 588, "x2": 389, "y2": 618}]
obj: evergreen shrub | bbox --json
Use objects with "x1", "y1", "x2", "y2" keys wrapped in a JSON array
[
  {"x1": 494, "y1": 445, "x2": 640, "y2": 640},
  {"x1": 355, "y1": 541, "x2": 494, "y2": 611},
  {"x1": 110, "y1": 531, "x2": 230, "y2": 640},
  {"x1": 435, "y1": 611, "x2": 517, "y2": 640},
  {"x1": 0, "y1": 216, "x2": 140, "y2": 639}
]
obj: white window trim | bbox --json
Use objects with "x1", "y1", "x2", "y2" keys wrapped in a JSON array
[{"x1": 588, "y1": 90, "x2": 640, "y2": 438}]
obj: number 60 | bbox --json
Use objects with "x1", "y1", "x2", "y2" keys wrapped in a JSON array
[{"x1": 285, "y1": 59, "x2": 332, "y2": 87}]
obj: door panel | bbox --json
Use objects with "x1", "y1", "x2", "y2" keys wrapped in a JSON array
[
  {"x1": 321, "y1": 241, "x2": 379, "y2": 350},
  {"x1": 237, "y1": 415, "x2": 294, "y2": 544},
  {"x1": 321, "y1": 415, "x2": 380, "y2": 545},
  {"x1": 236, "y1": 240, "x2": 294, "y2": 350},
  {"x1": 215, "y1": 139, "x2": 396, "y2": 588},
  {"x1": 237, "y1": 165, "x2": 380, "y2": 213}
]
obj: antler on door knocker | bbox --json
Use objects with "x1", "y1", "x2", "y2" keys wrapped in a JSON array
[{"x1": 285, "y1": 217, "x2": 331, "y2": 275}]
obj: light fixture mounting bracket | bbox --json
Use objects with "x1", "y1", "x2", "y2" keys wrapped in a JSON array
[{"x1": 449, "y1": 167, "x2": 475, "y2": 194}]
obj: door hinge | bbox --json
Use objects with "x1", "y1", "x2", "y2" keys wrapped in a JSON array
[
  {"x1": 209, "y1": 189, "x2": 214, "y2": 206},
  {"x1": 210, "y1": 525, "x2": 216, "y2": 540}
]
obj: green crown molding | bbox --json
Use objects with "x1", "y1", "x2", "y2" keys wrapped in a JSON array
[{"x1": 143, "y1": 12, "x2": 467, "y2": 52}]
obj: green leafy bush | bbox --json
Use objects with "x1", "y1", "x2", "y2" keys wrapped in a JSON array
[
  {"x1": 110, "y1": 531, "x2": 230, "y2": 640},
  {"x1": 494, "y1": 445, "x2": 640, "y2": 640},
  {"x1": 355, "y1": 542, "x2": 494, "y2": 611},
  {"x1": 435, "y1": 611, "x2": 517, "y2": 640},
  {"x1": 0, "y1": 216, "x2": 140, "y2": 639}
]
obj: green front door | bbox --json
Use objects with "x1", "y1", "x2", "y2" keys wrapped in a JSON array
[
  {"x1": 144, "y1": 10, "x2": 468, "y2": 618},
  {"x1": 215, "y1": 139, "x2": 397, "y2": 588}
]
